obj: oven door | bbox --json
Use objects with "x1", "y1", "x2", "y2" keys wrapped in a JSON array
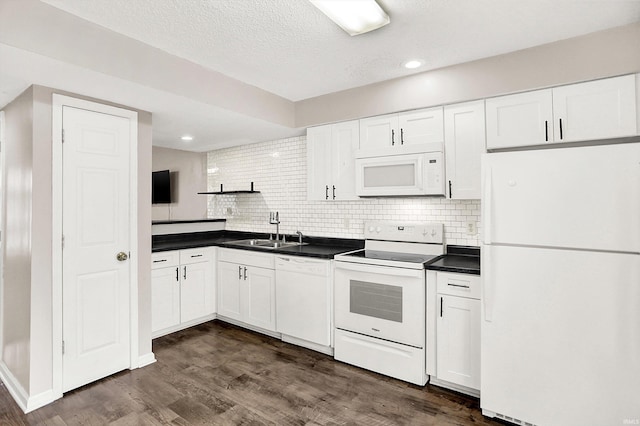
[{"x1": 334, "y1": 261, "x2": 425, "y2": 348}]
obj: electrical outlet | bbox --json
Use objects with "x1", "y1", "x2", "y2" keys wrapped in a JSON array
[
  {"x1": 465, "y1": 221, "x2": 477, "y2": 235},
  {"x1": 344, "y1": 218, "x2": 350, "y2": 228},
  {"x1": 226, "y1": 207, "x2": 233, "y2": 215}
]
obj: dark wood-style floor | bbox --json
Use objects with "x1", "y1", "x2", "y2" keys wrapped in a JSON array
[{"x1": 1, "y1": 321, "x2": 505, "y2": 425}]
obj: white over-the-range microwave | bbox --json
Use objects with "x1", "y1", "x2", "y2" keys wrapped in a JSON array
[{"x1": 355, "y1": 147, "x2": 445, "y2": 197}]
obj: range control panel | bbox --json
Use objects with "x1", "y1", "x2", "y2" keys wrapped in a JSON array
[{"x1": 364, "y1": 221, "x2": 444, "y2": 244}]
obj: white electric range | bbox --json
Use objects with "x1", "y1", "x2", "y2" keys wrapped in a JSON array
[{"x1": 333, "y1": 221, "x2": 444, "y2": 385}]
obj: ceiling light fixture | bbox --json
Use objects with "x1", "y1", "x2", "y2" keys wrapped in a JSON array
[
  {"x1": 403, "y1": 60, "x2": 424, "y2": 69},
  {"x1": 181, "y1": 135, "x2": 193, "y2": 141},
  {"x1": 309, "y1": 0, "x2": 390, "y2": 36}
]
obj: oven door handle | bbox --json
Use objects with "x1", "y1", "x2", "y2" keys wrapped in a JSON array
[{"x1": 334, "y1": 261, "x2": 424, "y2": 278}]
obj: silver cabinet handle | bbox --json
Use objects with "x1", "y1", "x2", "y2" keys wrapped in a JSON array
[
  {"x1": 243, "y1": 267, "x2": 248, "y2": 281},
  {"x1": 238, "y1": 265, "x2": 242, "y2": 279},
  {"x1": 447, "y1": 282, "x2": 470, "y2": 288},
  {"x1": 183, "y1": 266, "x2": 187, "y2": 280}
]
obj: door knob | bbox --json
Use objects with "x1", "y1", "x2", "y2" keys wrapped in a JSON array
[{"x1": 117, "y1": 252, "x2": 129, "y2": 261}]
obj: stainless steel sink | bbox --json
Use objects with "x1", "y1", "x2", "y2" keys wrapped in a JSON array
[{"x1": 228, "y1": 239, "x2": 306, "y2": 249}]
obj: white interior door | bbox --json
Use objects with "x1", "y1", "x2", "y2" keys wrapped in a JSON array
[{"x1": 62, "y1": 105, "x2": 132, "y2": 392}]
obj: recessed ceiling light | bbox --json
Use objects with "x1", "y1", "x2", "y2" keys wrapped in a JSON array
[
  {"x1": 403, "y1": 60, "x2": 424, "y2": 69},
  {"x1": 181, "y1": 135, "x2": 193, "y2": 141},
  {"x1": 309, "y1": 0, "x2": 390, "y2": 36}
]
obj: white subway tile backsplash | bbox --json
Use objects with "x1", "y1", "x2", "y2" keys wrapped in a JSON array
[{"x1": 207, "y1": 136, "x2": 481, "y2": 246}]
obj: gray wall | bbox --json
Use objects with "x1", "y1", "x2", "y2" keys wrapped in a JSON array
[
  {"x1": 152, "y1": 146, "x2": 208, "y2": 221},
  {"x1": 296, "y1": 22, "x2": 640, "y2": 127}
]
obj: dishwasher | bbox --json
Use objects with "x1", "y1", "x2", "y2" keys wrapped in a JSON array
[{"x1": 275, "y1": 255, "x2": 332, "y2": 353}]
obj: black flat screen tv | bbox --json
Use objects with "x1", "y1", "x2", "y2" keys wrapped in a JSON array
[{"x1": 152, "y1": 170, "x2": 171, "y2": 204}]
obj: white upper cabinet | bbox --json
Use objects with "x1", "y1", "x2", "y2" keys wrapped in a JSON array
[
  {"x1": 307, "y1": 120, "x2": 359, "y2": 201},
  {"x1": 552, "y1": 74, "x2": 637, "y2": 143},
  {"x1": 485, "y1": 89, "x2": 553, "y2": 149},
  {"x1": 486, "y1": 74, "x2": 637, "y2": 149},
  {"x1": 359, "y1": 114, "x2": 398, "y2": 150},
  {"x1": 398, "y1": 108, "x2": 444, "y2": 147},
  {"x1": 360, "y1": 107, "x2": 444, "y2": 153},
  {"x1": 444, "y1": 101, "x2": 485, "y2": 199},
  {"x1": 307, "y1": 125, "x2": 332, "y2": 201}
]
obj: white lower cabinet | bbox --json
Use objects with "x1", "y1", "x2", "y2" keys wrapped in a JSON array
[
  {"x1": 217, "y1": 248, "x2": 276, "y2": 332},
  {"x1": 151, "y1": 247, "x2": 216, "y2": 338},
  {"x1": 436, "y1": 294, "x2": 480, "y2": 389},
  {"x1": 428, "y1": 270, "x2": 481, "y2": 395}
]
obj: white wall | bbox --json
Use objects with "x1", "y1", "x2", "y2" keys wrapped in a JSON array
[
  {"x1": 1, "y1": 87, "x2": 33, "y2": 394},
  {"x1": 152, "y1": 146, "x2": 208, "y2": 221},
  {"x1": 0, "y1": 85, "x2": 153, "y2": 410},
  {"x1": 207, "y1": 136, "x2": 480, "y2": 246}
]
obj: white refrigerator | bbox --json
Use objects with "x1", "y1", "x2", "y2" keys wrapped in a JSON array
[{"x1": 481, "y1": 142, "x2": 640, "y2": 426}]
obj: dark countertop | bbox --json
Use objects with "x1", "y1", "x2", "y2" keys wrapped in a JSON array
[
  {"x1": 152, "y1": 230, "x2": 364, "y2": 259},
  {"x1": 427, "y1": 245, "x2": 480, "y2": 275},
  {"x1": 152, "y1": 219, "x2": 226, "y2": 225}
]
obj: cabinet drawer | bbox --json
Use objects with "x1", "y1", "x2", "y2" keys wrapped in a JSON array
[
  {"x1": 436, "y1": 272, "x2": 480, "y2": 299},
  {"x1": 180, "y1": 247, "x2": 215, "y2": 265},
  {"x1": 152, "y1": 250, "x2": 180, "y2": 269},
  {"x1": 218, "y1": 248, "x2": 274, "y2": 269}
]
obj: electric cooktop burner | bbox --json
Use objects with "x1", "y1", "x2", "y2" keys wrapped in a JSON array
[{"x1": 345, "y1": 249, "x2": 440, "y2": 265}]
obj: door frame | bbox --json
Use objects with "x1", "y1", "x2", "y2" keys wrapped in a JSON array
[
  {"x1": 0, "y1": 110, "x2": 5, "y2": 358},
  {"x1": 51, "y1": 94, "x2": 139, "y2": 399}
]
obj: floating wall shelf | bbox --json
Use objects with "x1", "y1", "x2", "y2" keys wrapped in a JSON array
[{"x1": 198, "y1": 182, "x2": 260, "y2": 195}]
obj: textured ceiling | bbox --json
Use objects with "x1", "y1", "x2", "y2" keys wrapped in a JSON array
[
  {"x1": 39, "y1": 0, "x2": 640, "y2": 101},
  {"x1": 2, "y1": 0, "x2": 639, "y2": 151}
]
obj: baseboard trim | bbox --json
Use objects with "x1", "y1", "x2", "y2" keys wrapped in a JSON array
[
  {"x1": 0, "y1": 361, "x2": 57, "y2": 413},
  {"x1": 137, "y1": 352, "x2": 156, "y2": 368},
  {"x1": 151, "y1": 314, "x2": 216, "y2": 339},
  {"x1": 26, "y1": 389, "x2": 57, "y2": 413},
  {"x1": 0, "y1": 361, "x2": 28, "y2": 412},
  {"x1": 216, "y1": 316, "x2": 280, "y2": 339},
  {"x1": 429, "y1": 377, "x2": 480, "y2": 398},
  {"x1": 281, "y1": 334, "x2": 333, "y2": 356}
]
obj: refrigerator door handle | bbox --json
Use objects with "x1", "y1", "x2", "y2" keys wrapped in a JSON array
[
  {"x1": 483, "y1": 164, "x2": 493, "y2": 244},
  {"x1": 482, "y1": 245, "x2": 494, "y2": 322}
]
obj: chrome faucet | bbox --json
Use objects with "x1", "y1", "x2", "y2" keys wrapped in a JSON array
[
  {"x1": 269, "y1": 211, "x2": 280, "y2": 241},
  {"x1": 296, "y1": 230, "x2": 303, "y2": 245}
]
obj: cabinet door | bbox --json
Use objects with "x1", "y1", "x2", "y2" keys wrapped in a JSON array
[
  {"x1": 485, "y1": 89, "x2": 553, "y2": 149},
  {"x1": 243, "y1": 266, "x2": 276, "y2": 332},
  {"x1": 331, "y1": 120, "x2": 359, "y2": 200},
  {"x1": 217, "y1": 261, "x2": 242, "y2": 321},
  {"x1": 151, "y1": 266, "x2": 180, "y2": 334},
  {"x1": 552, "y1": 74, "x2": 637, "y2": 143},
  {"x1": 444, "y1": 101, "x2": 485, "y2": 199},
  {"x1": 306, "y1": 125, "x2": 332, "y2": 201},
  {"x1": 436, "y1": 295, "x2": 480, "y2": 390},
  {"x1": 180, "y1": 260, "x2": 214, "y2": 323},
  {"x1": 359, "y1": 114, "x2": 399, "y2": 150},
  {"x1": 398, "y1": 107, "x2": 444, "y2": 147}
]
